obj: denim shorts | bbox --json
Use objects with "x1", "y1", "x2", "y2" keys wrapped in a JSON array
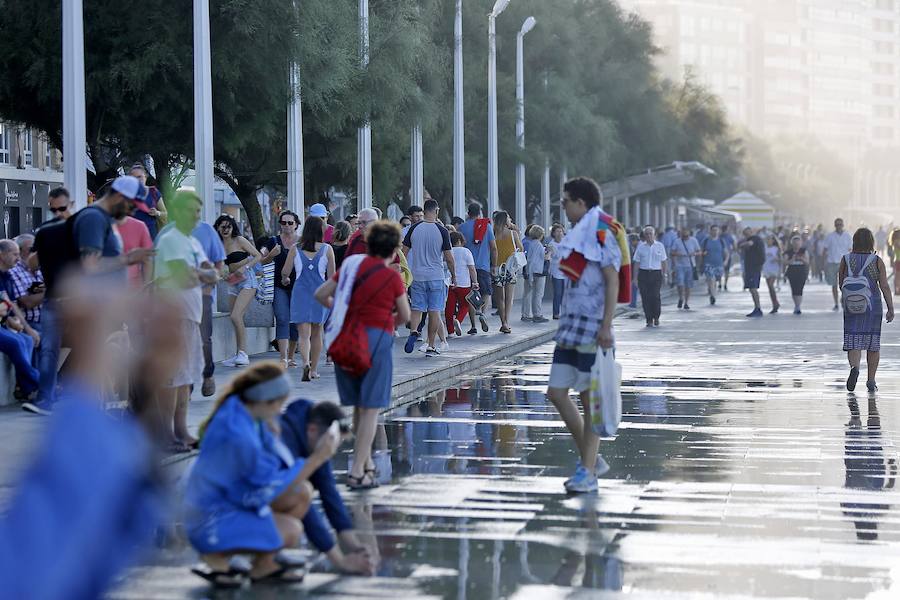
[
  {"x1": 476, "y1": 269, "x2": 493, "y2": 296},
  {"x1": 674, "y1": 265, "x2": 695, "y2": 288},
  {"x1": 227, "y1": 268, "x2": 258, "y2": 296},
  {"x1": 410, "y1": 279, "x2": 447, "y2": 312}
]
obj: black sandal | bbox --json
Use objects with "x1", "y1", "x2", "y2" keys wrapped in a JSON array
[
  {"x1": 347, "y1": 473, "x2": 379, "y2": 490},
  {"x1": 191, "y1": 557, "x2": 251, "y2": 589},
  {"x1": 251, "y1": 566, "x2": 305, "y2": 584}
]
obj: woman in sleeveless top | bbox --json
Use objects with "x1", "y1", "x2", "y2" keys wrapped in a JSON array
[
  {"x1": 839, "y1": 228, "x2": 894, "y2": 393},
  {"x1": 783, "y1": 235, "x2": 809, "y2": 314},
  {"x1": 260, "y1": 210, "x2": 300, "y2": 367},
  {"x1": 215, "y1": 214, "x2": 261, "y2": 367},
  {"x1": 283, "y1": 217, "x2": 335, "y2": 381},
  {"x1": 491, "y1": 211, "x2": 524, "y2": 334},
  {"x1": 762, "y1": 234, "x2": 782, "y2": 314}
]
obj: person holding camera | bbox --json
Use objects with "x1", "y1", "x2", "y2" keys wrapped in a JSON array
[{"x1": 280, "y1": 399, "x2": 376, "y2": 575}]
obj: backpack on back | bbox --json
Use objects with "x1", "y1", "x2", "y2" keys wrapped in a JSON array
[
  {"x1": 35, "y1": 205, "x2": 109, "y2": 297},
  {"x1": 841, "y1": 253, "x2": 876, "y2": 315}
]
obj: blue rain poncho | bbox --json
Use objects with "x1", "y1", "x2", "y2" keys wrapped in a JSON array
[{"x1": 184, "y1": 395, "x2": 304, "y2": 554}]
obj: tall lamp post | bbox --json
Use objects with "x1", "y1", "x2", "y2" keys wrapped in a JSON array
[
  {"x1": 287, "y1": 0, "x2": 305, "y2": 217},
  {"x1": 194, "y1": 0, "x2": 215, "y2": 224},
  {"x1": 63, "y1": 0, "x2": 87, "y2": 209},
  {"x1": 487, "y1": 0, "x2": 511, "y2": 216},
  {"x1": 453, "y1": 0, "x2": 465, "y2": 218},
  {"x1": 514, "y1": 16, "x2": 536, "y2": 226},
  {"x1": 358, "y1": 0, "x2": 373, "y2": 209}
]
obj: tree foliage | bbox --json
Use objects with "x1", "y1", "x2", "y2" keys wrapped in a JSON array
[{"x1": 0, "y1": 0, "x2": 748, "y2": 235}]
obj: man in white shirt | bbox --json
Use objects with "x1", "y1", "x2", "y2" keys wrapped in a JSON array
[
  {"x1": 822, "y1": 218, "x2": 852, "y2": 311},
  {"x1": 153, "y1": 189, "x2": 219, "y2": 452},
  {"x1": 632, "y1": 226, "x2": 667, "y2": 327}
]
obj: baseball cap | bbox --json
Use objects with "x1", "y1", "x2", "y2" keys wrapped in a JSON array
[
  {"x1": 111, "y1": 175, "x2": 148, "y2": 201},
  {"x1": 308, "y1": 203, "x2": 328, "y2": 218}
]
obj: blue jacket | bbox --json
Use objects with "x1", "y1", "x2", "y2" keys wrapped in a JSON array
[{"x1": 281, "y1": 399, "x2": 354, "y2": 553}]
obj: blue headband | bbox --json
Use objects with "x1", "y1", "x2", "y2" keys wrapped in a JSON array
[{"x1": 242, "y1": 373, "x2": 291, "y2": 403}]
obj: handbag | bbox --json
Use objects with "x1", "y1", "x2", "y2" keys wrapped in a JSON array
[
  {"x1": 225, "y1": 269, "x2": 247, "y2": 286},
  {"x1": 589, "y1": 348, "x2": 622, "y2": 437},
  {"x1": 327, "y1": 264, "x2": 387, "y2": 377}
]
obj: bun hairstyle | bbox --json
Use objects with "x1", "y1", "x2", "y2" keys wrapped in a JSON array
[{"x1": 198, "y1": 361, "x2": 287, "y2": 441}]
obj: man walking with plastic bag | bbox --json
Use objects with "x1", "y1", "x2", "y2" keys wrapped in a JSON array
[{"x1": 547, "y1": 177, "x2": 622, "y2": 494}]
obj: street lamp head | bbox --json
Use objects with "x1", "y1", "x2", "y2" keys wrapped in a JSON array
[
  {"x1": 491, "y1": 0, "x2": 511, "y2": 17},
  {"x1": 521, "y1": 16, "x2": 536, "y2": 35}
]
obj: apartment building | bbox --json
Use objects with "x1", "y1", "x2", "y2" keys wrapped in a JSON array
[{"x1": 0, "y1": 122, "x2": 64, "y2": 238}]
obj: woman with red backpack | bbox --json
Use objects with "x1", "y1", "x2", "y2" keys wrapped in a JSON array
[{"x1": 314, "y1": 221, "x2": 410, "y2": 490}]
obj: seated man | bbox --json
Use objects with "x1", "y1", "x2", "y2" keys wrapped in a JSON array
[
  {"x1": 0, "y1": 296, "x2": 39, "y2": 398},
  {"x1": 280, "y1": 400, "x2": 375, "y2": 575}
]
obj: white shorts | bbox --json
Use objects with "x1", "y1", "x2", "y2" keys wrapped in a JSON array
[
  {"x1": 168, "y1": 319, "x2": 204, "y2": 388},
  {"x1": 548, "y1": 345, "x2": 594, "y2": 393}
]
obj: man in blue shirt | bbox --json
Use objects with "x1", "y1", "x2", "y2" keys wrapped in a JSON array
[
  {"x1": 457, "y1": 202, "x2": 497, "y2": 325},
  {"x1": 281, "y1": 400, "x2": 375, "y2": 575},
  {"x1": 699, "y1": 225, "x2": 729, "y2": 305},
  {"x1": 191, "y1": 222, "x2": 225, "y2": 397},
  {"x1": 669, "y1": 228, "x2": 701, "y2": 310}
]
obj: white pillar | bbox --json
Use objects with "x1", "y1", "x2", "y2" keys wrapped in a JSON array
[
  {"x1": 410, "y1": 124, "x2": 423, "y2": 205},
  {"x1": 194, "y1": 0, "x2": 215, "y2": 224},
  {"x1": 634, "y1": 199, "x2": 642, "y2": 228},
  {"x1": 487, "y1": 0, "x2": 510, "y2": 216},
  {"x1": 357, "y1": 0, "x2": 373, "y2": 210},
  {"x1": 452, "y1": 0, "x2": 466, "y2": 219},
  {"x1": 63, "y1": 0, "x2": 88, "y2": 209},
  {"x1": 559, "y1": 166, "x2": 568, "y2": 227},
  {"x1": 287, "y1": 62, "x2": 305, "y2": 217},
  {"x1": 623, "y1": 197, "x2": 630, "y2": 228},
  {"x1": 644, "y1": 201, "x2": 650, "y2": 227},
  {"x1": 515, "y1": 17, "x2": 536, "y2": 227},
  {"x1": 541, "y1": 159, "x2": 550, "y2": 230}
]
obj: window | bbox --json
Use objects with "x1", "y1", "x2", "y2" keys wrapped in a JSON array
[
  {"x1": 874, "y1": 83, "x2": 895, "y2": 97},
  {"x1": 22, "y1": 129, "x2": 33, "y2": 167},
  {"x1": 874, "y1": 127, "x2": 894, "y2": 139},
  {"x1": 43, "y1": 135, "x2": 51, "y2": 169},
  {"x1": 875, "y1": 0, "x2": 895, "y2": 11},
  {"x1": 875, "y1": 105, "x2": 895, "y2": 118},
  {"x1": 0, "y1": 124, "x2": 9, "y2": 165}
]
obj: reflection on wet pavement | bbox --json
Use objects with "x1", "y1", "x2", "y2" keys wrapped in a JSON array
[{"x1": 111, "y1": 285, "x2": 900, "y2": 599}]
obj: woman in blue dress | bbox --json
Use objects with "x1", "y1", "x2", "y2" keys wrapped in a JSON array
[
  {"x1": 283, "y1": 216, "x2": 335, "y2": 382},
  {"x1": 184, "y1": 362, "x2": 340, "y2": 587},
  {"x1": 839, "y1": 228, "x2": 894, "y2": 393}
]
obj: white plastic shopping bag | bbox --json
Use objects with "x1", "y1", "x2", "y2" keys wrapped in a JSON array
[{"x1": 590, "y1": 348, "x2": 622, "y2": 437}]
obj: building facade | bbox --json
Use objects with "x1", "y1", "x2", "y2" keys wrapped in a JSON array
[{"x1": 0, "y1": 122, "x2": 63, "y2": 238}]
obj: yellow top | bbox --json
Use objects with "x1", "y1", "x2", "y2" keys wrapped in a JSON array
[{"x1": 496, "y1": 231, "x2": 518, "y2": 266}]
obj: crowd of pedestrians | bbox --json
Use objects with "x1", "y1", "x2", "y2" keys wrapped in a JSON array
[{"x1": 3, "y1": 167, "x2": 898, "y2": 591}]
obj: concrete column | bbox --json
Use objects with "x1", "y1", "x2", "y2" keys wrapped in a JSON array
[
  {"x1": 193, "y1": 0, "x2": 215, "y2": 223},
  {"x1": 559, "y1": 167, "x2": 568, "y2": 227},
  {"x1": 644, "y1": 201, "x2": 650, "y2": 227},
  {"x1": 623, "y1": 197, "x2": 630, "y2": 228},
  {"x1": 541, "y1": 159, "x2": 550, "y2": 230},
  {"x1": 634, "y1": 199, "x2": 642, "y2": 228},
  {"x1": 357, "y1": 0, "x2": 373, "y2": 209},
  {"x1": 63, "y1": 0, "x2": 88, "y2": 209},
  {"x1": 452, "y1": 0, "x2": 465, "y2": 219}
]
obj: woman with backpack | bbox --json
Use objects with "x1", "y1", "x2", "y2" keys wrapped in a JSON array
[
  {"x1": 314, "y1": 221, "x2": 410, "y2": 489},
  {"x1": 840, "y1": 228, "x2": 894, "y2": 392}
]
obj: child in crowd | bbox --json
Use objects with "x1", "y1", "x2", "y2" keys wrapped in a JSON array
[
  {"x1": 445, "y1": 231, "x2": 479, "y2": 336},
  {"x1": 522, "y1": 225, "x2": 549, "y2": 323},
  {"x1": 548, "y1": 224, "x2": 566, "y2": 319}
]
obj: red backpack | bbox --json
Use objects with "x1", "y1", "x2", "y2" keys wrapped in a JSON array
[{"x1": 327, "y1": 263, "x2": 387, "y2": 377}]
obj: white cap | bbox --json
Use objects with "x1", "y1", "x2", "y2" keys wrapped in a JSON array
[
  {"x1": 308, "y1": 203, "x2": 328, "y2": 218},
  {"x1": 111, "y1": 175, "x2": 148, "y2": 201}
]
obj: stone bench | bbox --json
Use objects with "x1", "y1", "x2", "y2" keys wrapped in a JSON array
[{"x1": 0, "y1": 355, "x2": 14, "y2": 407}]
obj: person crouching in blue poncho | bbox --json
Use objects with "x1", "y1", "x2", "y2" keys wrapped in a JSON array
[{"x1": 184, "y1": 361, "x2": 340, "y2": 587}]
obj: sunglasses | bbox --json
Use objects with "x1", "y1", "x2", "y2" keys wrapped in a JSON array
[
  {"x1": 49, "y1": 206, "x2": 69, "y2": 214},
  {"x1": 279, "y1": 220, "x2": 296, "y2": 226}
]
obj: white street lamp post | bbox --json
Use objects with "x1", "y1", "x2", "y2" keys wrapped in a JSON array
[
  {"x1": 487, "y1": 0, "x2": 510, "y2": 216},
  {"x1": 194, "y1": 0, "x2": 215, "y2": 224},
  {"x1": 410, "y1": 124, "x2": 423, "y2": 204},
  {"x1": 541, "y1": 159, "x2": 550, "y2": 230},
  {"x1": 287, "y1": 62, "x2": 305, "y2": 217},
  {"x1": 559, "y1": 166, "x2": 568, "y2": 227},
  {"x1": 358, "y1": 0, "x2": 373, "y2": 210},
  {"x1": 453, "y1": 0, "x2": 465, "y2": 219},
  {"x1": 515, "y1": 16, "x2": 536, "y2": 226},
  {"x1": 63, "y1": 0, "x2": 87, "y2": 209}
]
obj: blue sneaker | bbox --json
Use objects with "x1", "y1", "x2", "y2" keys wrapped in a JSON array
[
  {"x1": 566, "y1": 457, "x2": 610, "y2": 484},
  {"x1": 404, "y1": 332, "x2": 419, "y2": 354},
  {"x1": 22, "y1": 398, "x2": 54, "y2": 416},
  {"x1": 564, "y1": 465, "x2": 598, "y2": 494}
]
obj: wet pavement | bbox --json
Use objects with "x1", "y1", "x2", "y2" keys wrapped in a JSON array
[{"x1": 111, "y1": 281, "x2": 900, "y2": 599}]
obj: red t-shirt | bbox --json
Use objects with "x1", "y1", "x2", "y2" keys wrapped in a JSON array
[
  {"x1": 333, "y1": 256, "x2": 405, "y2": 332},
  {"x1": 324, "y1": 224, "x2": 335, "y2": 244},
  {"x1": 345, "y1": 229, "x2": 366, "y2": 256}
]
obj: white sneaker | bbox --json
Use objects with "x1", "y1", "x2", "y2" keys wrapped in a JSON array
[
  {"x1": 439, "y1": 340, "x2": 451, "y2": 353},
  {"x1": 222, "y1": 351, "x2": 249, "y2": 367}
]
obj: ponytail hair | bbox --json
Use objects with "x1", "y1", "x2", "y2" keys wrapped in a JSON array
[{"x1": 198, "y1": 361, "x2": 287, "y2": 441}]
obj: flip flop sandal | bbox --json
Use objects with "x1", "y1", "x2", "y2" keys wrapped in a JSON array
[
  {"x1": 479, "y1": 314, "x2": 489, "y2": 332},
  {"x1": 347, "y1": 473, "x2": 379, "y2": 490},
  {"x1": 251, "y1": 566, "x2": 305, "y2": 585},
  {"x1": 191, "y1": 556, "x2": 251, "y2": 589}
]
